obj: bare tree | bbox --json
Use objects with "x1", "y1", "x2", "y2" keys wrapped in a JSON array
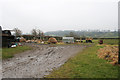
[
  {"x1": 37, "y1": 29, "x2": 42, "y2": 39},
  {"x1": 31, "y1": 28, "x2": 43, "y2": 39},
  {"x1": 13, "y1": 28, "x2": 22, "y2": 36},
  {"x1": 37, "y1": 29, "x2": 42, "y2": 36},
  {"x1": 31, "y1": 29, "x2": 37, "y2": 36}
]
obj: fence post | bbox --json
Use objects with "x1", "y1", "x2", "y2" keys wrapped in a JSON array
[{"x1": 118, "y1": 1, "x2": 120, "y2": 64}]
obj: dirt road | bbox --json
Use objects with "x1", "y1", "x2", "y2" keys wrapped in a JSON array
[{"x1": 2, "y1": 44, "x2": 90, "y2": 78}]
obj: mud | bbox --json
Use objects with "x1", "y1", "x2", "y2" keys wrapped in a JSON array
[{"x1": 2, "y1": 44, "x2": 90, "y2": 78}]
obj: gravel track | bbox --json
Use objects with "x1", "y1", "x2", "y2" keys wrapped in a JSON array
[{"x1": 2, "y1": 44, "x2": 89, "y2": 78}]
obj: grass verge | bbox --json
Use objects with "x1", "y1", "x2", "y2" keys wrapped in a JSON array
[
  {"x1": 2, "y1": 46, "x2": 32, "y2": 59},
  {"x1": 46, "y1": 44, "x2": 119, "y2": 78}
]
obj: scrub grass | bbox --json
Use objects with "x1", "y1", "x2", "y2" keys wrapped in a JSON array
[
  {"x1": 46, "y1": 44, "x2": 119, "y2": 78},
  {"x1": 2, "y1": 46, "x2": 32, "y2": 59}
]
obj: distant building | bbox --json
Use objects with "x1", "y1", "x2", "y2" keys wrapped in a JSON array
[{"x1": 62, "y1": 37, "x2": 74, "y2": 43}]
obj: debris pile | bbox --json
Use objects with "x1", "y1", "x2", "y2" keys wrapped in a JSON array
[
  {"x1": 26, "y1": 39, "x2": 43, "y2": 43},
  {"x1": 19, "y1": 37, "x2": 26, "y2": 42},
  {"x1": 99, "y1": 40, "x2": 103, "y2": 44},
  {"x1": 97, "y1": 46, "x2": 118, "y2": 65},
  {"x1": 85, "y1": 37, "x2": 93, "y2": 43},
  {"x1": 48, "y1": 38, "x2": 57, "y2": 44}
]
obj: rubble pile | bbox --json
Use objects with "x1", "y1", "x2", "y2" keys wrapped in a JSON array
[
  {"x1": 98, "y1": 46, "x2": 118, "y2": 65},
  {"x1": 19, "y1": 37, "x2": 26, "y2": 42},
  {"x1": 48, "y1": 38, "x2": 57, "y2": 44},
  {"x1": 26, "y1": 39, "x2": 42, "y2": 43}
]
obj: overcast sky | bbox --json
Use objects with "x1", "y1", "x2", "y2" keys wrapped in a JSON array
[{"x1": 0, "y1": 0, "x2": 119, "y2": 33}]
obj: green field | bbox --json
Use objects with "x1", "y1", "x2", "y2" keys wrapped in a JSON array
[
  {"x1": 2, "y1": 46, "x2": 31, "y2": 59},
  {"x1": 91, "y1": 39, "x2": 119, "y2": 45},
  {"x1": 46, "y1": 39, "x2": 119, "y2": 78},
  {"x1": 103, "y1": 39, "x2": 119, "y2": 45}
]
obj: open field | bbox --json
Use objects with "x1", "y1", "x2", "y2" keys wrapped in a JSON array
[
  {"x1": 103, "y1": 39, "x2": 119, "y2": 45},
  {"x1": 46, "y1": 44, "x2": 119, "y2": 78},
  {"x1": 2, "y1": 46, "x2": 32, "y2": 59},
  {"x1": 91, "y1": 39, "x2": 119, "y2": 45}
]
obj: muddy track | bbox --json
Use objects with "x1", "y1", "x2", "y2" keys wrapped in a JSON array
[{"x1": 2, "y1": 44, "x2": 90, "y2": 78}]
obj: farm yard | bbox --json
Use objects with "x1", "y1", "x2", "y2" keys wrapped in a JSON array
[
  {"x1": 1, "y1": 0, "x2": 119, "y2": 79},
  {"x1": 1, "y1": 39, "x2": 120, "y2": 78}
]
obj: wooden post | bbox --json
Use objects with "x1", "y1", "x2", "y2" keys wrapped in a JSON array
[{"x1": 118, "y1": 1, "x2": 120, "y2": 64}]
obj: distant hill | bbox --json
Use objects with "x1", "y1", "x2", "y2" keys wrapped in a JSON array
[{"x1": 45, "y1": 30, "x2": 118, "y2": 38}]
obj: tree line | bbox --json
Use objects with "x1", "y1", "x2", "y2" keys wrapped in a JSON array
[
  {"x1": 13, "y1": 28, "x2": 43, "y2": 37},
  {"x1": 13, "y1": 28, "x2": 118, "y2": 38}
]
